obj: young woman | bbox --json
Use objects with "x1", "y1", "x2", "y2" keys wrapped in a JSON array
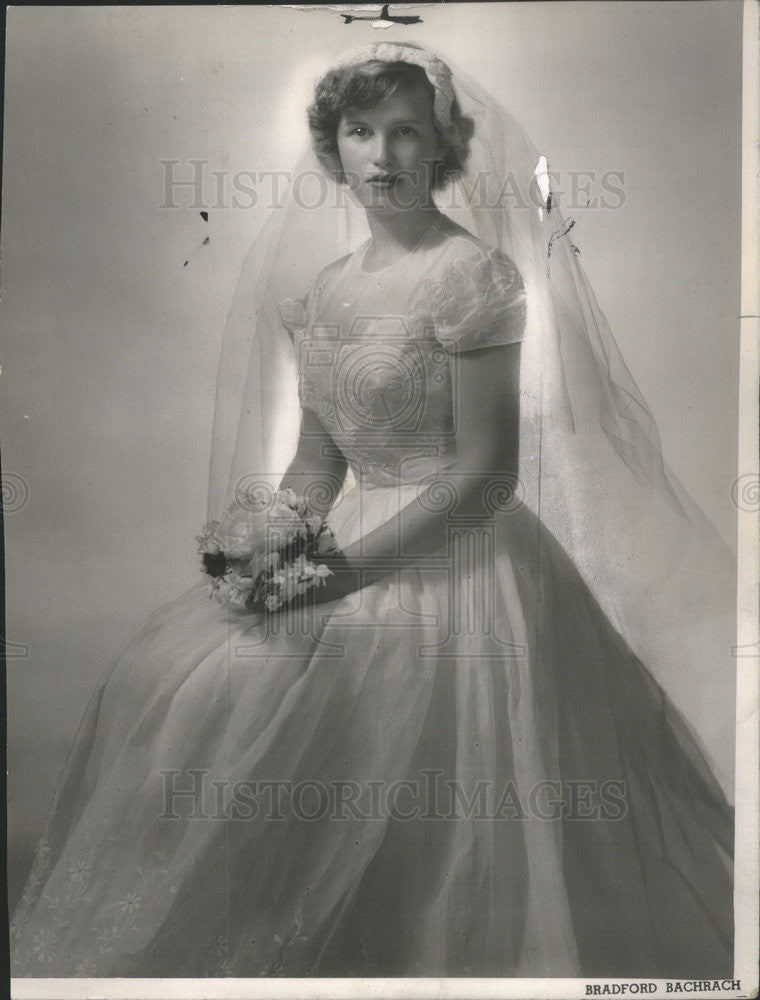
[{"x1": 11, "y1": 42, "x2": 734, "y2": 979}]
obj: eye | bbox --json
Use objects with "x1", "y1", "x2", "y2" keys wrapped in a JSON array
[
  {"x1": 396, "y1": 126, "x2": 416, "y2": 137},
  {"x1": 349, "y1": 126, "x2": 370, "y2": 138}
]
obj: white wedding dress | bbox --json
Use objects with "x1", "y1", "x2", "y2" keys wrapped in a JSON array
[{"x1": 11, "y1": 219, "x2": 733, "y2": 978}]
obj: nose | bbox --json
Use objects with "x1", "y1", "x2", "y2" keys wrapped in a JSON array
[{"x1": 370, "y1": 133, "x2": 394, "y2": 170}]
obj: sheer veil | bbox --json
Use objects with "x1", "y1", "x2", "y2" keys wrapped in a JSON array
[{"x1": 207, "y1": 42, "x2": 736, "y2": 800}]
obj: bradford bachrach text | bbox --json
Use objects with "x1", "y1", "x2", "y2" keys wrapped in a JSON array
[{"x1": 585, "y1": 982, "x2": 743, "y2": 996}]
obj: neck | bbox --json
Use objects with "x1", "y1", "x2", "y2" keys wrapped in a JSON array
[{"x1": 364, "y1": 204, "x2": 443, "y2": 258}]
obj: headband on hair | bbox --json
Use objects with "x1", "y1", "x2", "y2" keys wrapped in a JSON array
[{"x1": 333, "y1": 42, "x2": 455, "y2": 130}]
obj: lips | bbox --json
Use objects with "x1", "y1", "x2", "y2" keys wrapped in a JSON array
[{"x1": 367, "y1": 174, "x2": 399, "y2": 187}]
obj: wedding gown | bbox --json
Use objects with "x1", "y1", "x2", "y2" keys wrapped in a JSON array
[{"x1": 10, "y1": 219, "x2": 733, "y2": 979}]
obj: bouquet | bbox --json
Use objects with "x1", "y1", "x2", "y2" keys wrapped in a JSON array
[{"x1": 196, "y1": 488, "x2": 341, "y2": 613}]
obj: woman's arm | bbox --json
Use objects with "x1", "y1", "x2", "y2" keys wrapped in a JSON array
[
  {"x1": 312, "y1": 342, "x2": 521, "y2": 605},
  {"x1": 277, "y1": 405, "x2": 348, "y2": 517},
  {"x1": 212, "y1": 406, "x2": 346, "y2": 571}
]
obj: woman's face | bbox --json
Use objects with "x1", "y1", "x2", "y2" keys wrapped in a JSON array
[{"x1": 336, "y1": 83, "x2": 441, "y2": 212}]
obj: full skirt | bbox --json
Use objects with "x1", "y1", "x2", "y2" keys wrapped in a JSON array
[{"x1": 10, "y1": 482, "x2": 734, "y2": 978}]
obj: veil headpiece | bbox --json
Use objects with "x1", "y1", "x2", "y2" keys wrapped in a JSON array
[
  {"x1": 333, "y1": 42, "x2": 455, "y2": 129},
  {"x1": 207, "y1": 42, "x2": 736, "y2": 798}
]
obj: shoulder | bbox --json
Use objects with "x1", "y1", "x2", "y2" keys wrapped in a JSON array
[
  {"x1": 278, "y1": 248, "x2": 359, "y2": 336},
  {"x1": 413, "y1": 219, "x2": 526, "y2": 353},
  {"x1": 314, "y1": 249, "x2": 358, "y2": 290},
  {"x1": 424, "y1": 218, "x2": 524, "y2": 300}
]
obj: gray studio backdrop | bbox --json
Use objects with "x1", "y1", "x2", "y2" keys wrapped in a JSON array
[{"x1": 2, "y1": 2, "x2": 742, "y2": 910}]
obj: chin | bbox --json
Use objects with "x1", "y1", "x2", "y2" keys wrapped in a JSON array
[{"x1": 364, "y1": 185, "x2": 430, "y2": 212}]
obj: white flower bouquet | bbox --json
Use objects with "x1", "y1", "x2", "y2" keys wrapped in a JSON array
[{"x1": 196, "y1": 488, "x2": 341, "y2": 612}]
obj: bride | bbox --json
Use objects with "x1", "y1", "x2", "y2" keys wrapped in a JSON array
[{"x1": 11, "y1": 42, "x2": 734, "y2": 979}]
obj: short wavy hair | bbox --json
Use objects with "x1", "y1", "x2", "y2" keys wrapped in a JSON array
[{"x1": 307, "y1": 61, "x2": 473, "y2": 190}]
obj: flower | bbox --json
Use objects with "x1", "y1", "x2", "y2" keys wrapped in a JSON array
[
  {"x1": 212, "y1": 577, "x2": 248, "y2": 609},
  {"x1": 292, "y1": 553, "x2": 311, "y2": 575},
  {"x1": 75, "y1": 957, "x2": 99, "y2": 977},
  {"x1": 196, "y1": 521, "x2": 222, "y2": 555},
  {"x1": 219, "y1": 519, "x2": 265, "y2": 560},
  {"x1": 249, "y1": 548, "x2": 281, "y2": 580},
  {"x1": 199, "y1": 489, "x2": 343, "y2": 615},
  {"x1": 304, "y1": 514, "x2": 324, "y2": 534},
  {"x1": 316, "y1": 527, "x2": 340, "y2": 555},
  {"x1": 221, "y1": 569, "x2": 254, "y2": 609},
  {"x1": 266, "y1": 501, "x2": 306, "y2": 550},
  {"x1": 263, "y1": 550, "x2": 281, "y2": 571},
  {"x1": 117, "y1": 891, "x2": 142, "y2": 918},
  {"x1": 67, "y1": 859, "x2": 92, "y2": 885},
  {"x1": 274, "y1": 488, "x2": 311, "y2": 519},
  {"x1": 30, "y1": 928, "x2": 58, "y2": 964}
]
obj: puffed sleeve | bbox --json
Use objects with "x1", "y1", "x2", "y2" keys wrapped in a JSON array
[
  {"x1": 413, "y1": 248, "x2": 526, "y2": 353},
  {"x1": 278, "y1": 253, "x2": 346, "y2": 344}
]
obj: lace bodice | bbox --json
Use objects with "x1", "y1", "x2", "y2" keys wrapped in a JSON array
[{"x1": 279, "y1": 221, "x2": 526, "y2": 487}]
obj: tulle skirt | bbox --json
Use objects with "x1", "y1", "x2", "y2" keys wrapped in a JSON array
[{"x1": 10, "y1": 482, "x2": 733, "y2": 978}]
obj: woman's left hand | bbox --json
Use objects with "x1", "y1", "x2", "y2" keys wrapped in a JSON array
[
  {"x1": 307, "y1": 552, "x2": 362, "y2": 606},
  {"x1": 248, "y1": 552, "x2": 362, "y2": 615}
]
